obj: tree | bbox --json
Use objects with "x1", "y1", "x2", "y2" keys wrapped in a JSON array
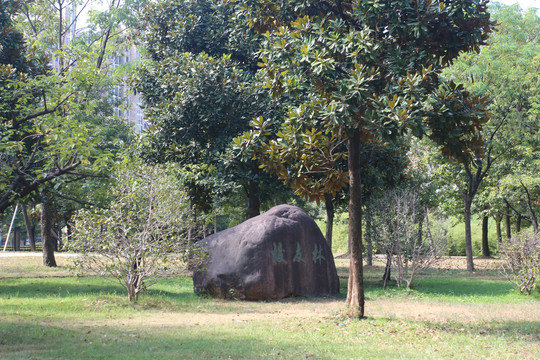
[
  {"x1": 5, "y1": 0, "x2": 139, "y2": 265},
  {"x1": 370, "y1": 187, "x2": 447, "y2": 289},
  {"x1": 0, "y1": 0, "x2": 62, "y2": 215},
  {"x1": 69, "y1": 161, "x2": 205, "y2": 301},
  {"x1": 134, "y1": 0, "x2": 285, "y2": 220},
  {"x1": 425, "y1": 82, "x2": 493, "y2": 271},
  {"x1": 440, "y1": 3, "x2": 540, "y2": 265},
  {"x1": 237, "y1": 0, "x2": 492, "y2": 317}
]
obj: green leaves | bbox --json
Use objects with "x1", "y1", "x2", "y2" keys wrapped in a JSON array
[
  {"x1": 232, "y1": 0, "x2": 494, "y2": 203},
  {"x1": 135, "y1": 0, "x2": 292, "y2": 216},
  {"x1": 69, "y1": 162, "x2": 206, "y2": 301},
  {"x1": 1, "y1": 0, "x2": 135, "y2": 214},
  {"x1": 426, "y1": 81, "x2": 491, "y2": 164}
]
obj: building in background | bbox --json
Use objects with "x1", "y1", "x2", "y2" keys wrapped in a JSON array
[
  {"x1": 110, "y1": 47, "x2": 147, "y2": 134},
  {"x1": 53, "y1": 6, "x2": 147, "y2": 134}
]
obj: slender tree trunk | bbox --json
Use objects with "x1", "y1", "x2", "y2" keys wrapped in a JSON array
[
  {"x1": 96, "y1": 28, "x2": 112, "y2": 69},
  {"x1": 57, "y1": 1, "x2": 64, "y2": 72},
  {"x1": 494, "y1": 215, "x2": 502, "y2": 248},
  {"x1": 382, "y1": 249, "x2": 392, "y2": 290},
  {"x1": 417, "y1": 211, "x2": 424, "y2": 251},
  {"x1": 425, "y1": 207, "x2": 435, "y2": 256},
  {"x1": 505, "y1": 201, "x2": 511, "y2": 240},
  {"x1": 324, "y1": 193, "x2": 334, "y2": 250},
  {"x1": 463, "y1": 195, "x2": 475, "y2": 272},
  {"x1": 522, "y1": 182, "x2": 538, "y2": 232},
  {"x1": 481, "y1": 215, "x2": 490, "y2": 258},
  {"x1": 246, "y1": 178, "x2": 260, "y2": 219},
  {"x1": 54, "y1": 225, "x2": 62, "y2": 251},
  {"x1": 21, "y1": 203, "x2": 36, "y2": 251},
  {"x1": 346, "y1": 132, "x2": 364, "y2": 318},
  {"x1": 13, "y1": 226, "x2": 21, "y2": 251},
  {"x1": 365, "y1": 210, "x2": 373, "y2": 266},
  {"x1": 66, "y1": 223, "x2": 73, "y2": 242},
  {"x1": 516, "y1": 214, "x2": 522, "y2": 233},
  {"x1": 41, "y1": 200, "x2": 57, "y2": 267}
]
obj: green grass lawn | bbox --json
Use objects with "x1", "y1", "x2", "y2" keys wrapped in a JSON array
[{"x1": 0, "y1": 255, "x2": 539, "y2": 359}]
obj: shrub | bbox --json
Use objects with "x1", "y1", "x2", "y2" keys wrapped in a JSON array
[
  {"x1": 68, "y1": 163, "x2": 206, "y2": 301},
  {"x1": 500, "y1": 230, "x2": 540, "y2": 295},
  {"x1": 371, "y1": 188, "x2": 447, "y2": 289}
]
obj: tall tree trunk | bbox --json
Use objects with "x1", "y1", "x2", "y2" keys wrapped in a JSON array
[
  {"x1": 505, "y1": 201, "x2": 511, "y2": 240},
  {"x1": 41, "y1": 200, "x2": 57, "y2": 267},
  {"x1": 494, "y1": 215, "x2": 502, "y2": 248},
  {"x1": 346, "y1": 132, "x2": 364, "y2": 318},
  {"x1": 417, "y1": 211, "x2": 424, "y2": 250},
  {"x1": 57, "y1": 1, "x2": 64, "y2": 72},
  {"x1": 365, "y1": 210, "x2": 373, "y2": 266},
  {"x1": 324, "y1": 193, "x2": 334, "y2": 250},
  {"x1": 382, "y1": 249, "x2": 392, "y2": 290},
  {"x1": 383, "y1": 246, "x2": 394, "y2": 290},
  {"x1": 246, "y1": 178, "x2": 260, "y2": 219},
  {"x1": 21, "y1": 203, "x2": 36, "y2": 251},
  {"x1": 481, "y1": 215, "x2": 490, "y2": 258},
  {"x1": 521, "y1": 181, "x2": 539, "y2": 233},
  {"x1": 52, "y1": 226, "x2": 61, "y2": 251},
  {"x1": 13, "y1": 226, "x2": 21, "y2": 251},
  {"x1": 425, "y1": 207, "x2": 435, "y2": 256},
  {"x1": 463, "y1": 195, "x2": 475, "y2": 272},
  {"x1": 516, "y1": 214, "x2": 522, "y2": 233}
]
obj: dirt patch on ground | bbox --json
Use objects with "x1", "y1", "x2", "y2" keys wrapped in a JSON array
[
  {"x1": 436, "y1": 257, "x2": 503, "y2": 271},
  {"x1": 87, "y1": 298, "x2": 345, "y2": 328},
  {"x1": 336, "y1": 256, "x2": 503, "y2": 271},
  {"x1": 0, "y1": 255, "x2": 74, "y2": 278},
  {"x1": 367, "y1": 298, "x2": 540, "y2": 323},
  {"x1": 66, "y1": 291, "x2": 540, "y2": 330}
]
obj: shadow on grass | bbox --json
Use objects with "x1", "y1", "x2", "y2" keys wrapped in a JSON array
[
  {"x1": 0, "y1": 277, "x2": 189, "y2": 300},
  {"x1": 0, "y1": 319, "x2": 332, "y2": 360},
  {"x1": 409, "y1": 277, "x2": 517, "y2": 298},
  {"x1": 0, "y1": 276, "x2": 344, "y2": 314},
  {"x1": 354, "y1": 265, "x2": 533, "y2": 300},
  {"x1": 426, "y1": 319, "x2": 540, "y2": 343},
  {"x1": 1, "y1": 316, "x2": 537, "y2": 359}
]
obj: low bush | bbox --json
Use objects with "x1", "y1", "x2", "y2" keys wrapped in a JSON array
[{"x1": 500, "y1": 230, "x2": 540, "y2": 295}]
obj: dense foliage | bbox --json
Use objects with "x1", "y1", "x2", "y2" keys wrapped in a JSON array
[
  {"x1": 236, "y1": 0, "x2": 493, "y2": 316},
  {"x1": 134, "y1": 0, "x2": 287, "y2": 219}
]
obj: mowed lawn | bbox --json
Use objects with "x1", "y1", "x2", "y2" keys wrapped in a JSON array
[{"x1": 0, "y1": 255, "x2": 539, "y2": 359}]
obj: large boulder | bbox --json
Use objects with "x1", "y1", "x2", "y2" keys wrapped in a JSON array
[{"x1": 193, "y1": 204, "x2": 340, "y2": 300}]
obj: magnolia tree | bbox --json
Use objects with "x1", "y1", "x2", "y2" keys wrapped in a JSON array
[
  {"x1": 235, "y1": 0, "x2": 493, "y2": 317},
  {"x1": 68, "y1": 162, "x2": 206, "y2": 301},
  {"x1": 371, "y1": 188, "x2": 447, "y2": 289}
]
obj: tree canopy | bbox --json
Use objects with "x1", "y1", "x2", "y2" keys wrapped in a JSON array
[
  {"x1": 236, "y1": 0, "x2": 493, "y2": 317},
  {"x1": 134, "y1": 0, "x2": 286, "y2": 218}
]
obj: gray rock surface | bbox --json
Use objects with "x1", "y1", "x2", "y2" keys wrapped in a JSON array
[{"x1": 193, "y1": 204, "x2": 340, "y2": 299}]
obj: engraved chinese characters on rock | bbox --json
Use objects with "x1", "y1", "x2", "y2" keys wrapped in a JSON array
[
  {"x1": 271, "y1": 242, "x2": 325, "y2": 264},
  {"x1": 293, "y1": 243, "x2": 306, "y2": 263},
  {"x1": 272, "y1": 242, "x2": 287, "y2": 264},
  {"x1": 312, "y1": 244, "x2": 326, "y2": 264}
]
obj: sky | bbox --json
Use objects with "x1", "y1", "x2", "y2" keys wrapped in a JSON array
[
  {"x1": 494, "y1": 0, "x2": 538, "y2": 9},
  {"x1": 79, "y1": 0, "x2": 538, "y2": 28}
]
